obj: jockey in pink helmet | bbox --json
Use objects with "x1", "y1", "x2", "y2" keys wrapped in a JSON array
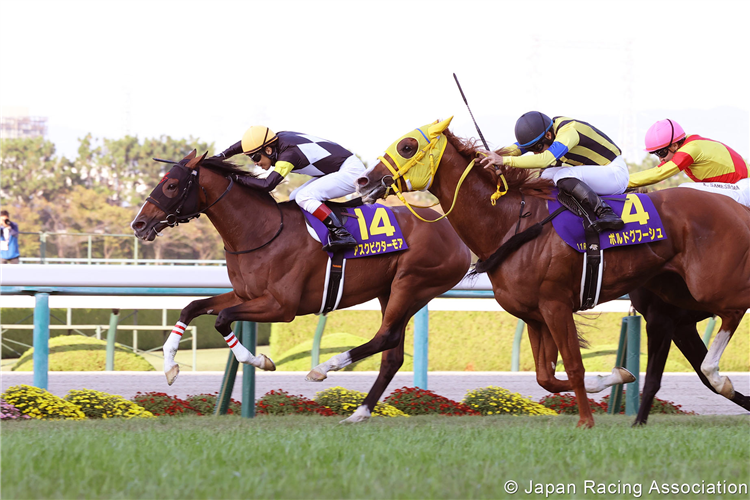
[{"x1": 629, "y1": 119, "x2": 749, "y2": 207}]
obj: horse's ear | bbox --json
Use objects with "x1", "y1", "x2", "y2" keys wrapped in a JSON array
[
  {"x1": 182, "y1": 149, "x2": 197, "y2": 162},
  {"x1": 186, "y1": 151, "x2": 208, "y2": 170},
  {"x1": 428, "y1": 116, "x2": 454, "y2": 139}
]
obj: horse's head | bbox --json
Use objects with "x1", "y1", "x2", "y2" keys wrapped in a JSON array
[
  {"x1": 357, "y1": 117, "x2": 453, "y2": 203},
  {"x1": 131, "y1": 149, "x2": 207, "y2": 241}
]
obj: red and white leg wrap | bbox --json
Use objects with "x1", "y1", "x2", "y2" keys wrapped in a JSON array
[
  {"x1": 163, "y1": 321, "x2": 187, "y2": 371},
  {"x1": 223, "y1": 331, "x2": 256, "y2": 365}
]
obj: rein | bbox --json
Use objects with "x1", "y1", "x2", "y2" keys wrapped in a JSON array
[{"x1": 380, "y1": 158, "x2": 477, "y2": 223}]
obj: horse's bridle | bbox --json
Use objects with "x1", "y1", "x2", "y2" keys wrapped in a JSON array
[
  {"x1": 147, "y1": 159, "x2": 234, "y2": 227},
  {"x1": 147, "y1": 158, "x2": 284, "y2": 254}
]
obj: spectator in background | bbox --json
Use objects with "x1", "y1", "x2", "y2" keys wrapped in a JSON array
[{"x1": 1, "y1": 210, "x2": 20, "y2": 264}]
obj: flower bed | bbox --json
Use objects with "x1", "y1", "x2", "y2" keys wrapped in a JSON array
[
  {"x1": 463, "y1": 386, "x2": 558, "y2": 416},
  {"x1": 384, "y1": 387, "x2": 479, "y2": 416}
]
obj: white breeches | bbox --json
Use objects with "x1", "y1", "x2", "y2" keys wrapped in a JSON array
[
  {"x1": 541, "y1": 156, "x2": 630, "y2": 195},
  {"x1": 290, "y1": 155, "x2": 367, "y2": 213},
  {"x1": 678, "y1": 178, "x2": 750, "y2": 208}
]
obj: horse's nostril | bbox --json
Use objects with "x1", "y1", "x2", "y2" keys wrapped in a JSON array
[
  {"x1": 132, "y1": 221, "x2": 144, "y2": 230},
  {"x1": 357, "y1": 177, "x2": 368, "y2": 187}
]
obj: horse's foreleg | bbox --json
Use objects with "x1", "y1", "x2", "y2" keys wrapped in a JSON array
[
  {"x1": 342, "y1": 338, "x2": 407, "y2": 424},
  {"x1": 540, "y1": 305, "x2": 595, "y2": 428},
  {"x1": 701, "y1": 311, "x2": 743, "y2": 399},
  {"x1": 164, "y1": 292, "x2": 243, "y2": 385},
  {"x1": 527, "y1": 321, "x2": 573, "y2": 393},
  {"x1": 632, "y1": 319, "x2": 673, "y2": 425}
]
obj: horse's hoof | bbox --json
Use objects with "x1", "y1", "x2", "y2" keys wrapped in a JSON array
[
  {"x1": 258, "y1": 354, "x2": 276, "y2": 372},
  {"x1": 306, "y1": 368, "x2": 327, "y2": 382},
  {"x1": 718, "y1": 376, "x2": 735, "y2": 399},
  {"x1": 615, "y1": 367, "x2": 636, "y2": 384},
  {"x1": 340, "y1": 406, "x2": 371, "y2": 424},
  {"x1": 165, "y1": 364, "x2": 180, "y2": 386}
]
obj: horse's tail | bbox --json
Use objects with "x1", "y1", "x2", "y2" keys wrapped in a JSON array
[{"x1": 470, "y1": 223, "x2": 544, "y2": 275}]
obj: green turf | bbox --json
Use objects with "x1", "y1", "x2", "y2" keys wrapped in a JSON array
[{"x1": 2, "y1": 415, "x2": 747, "y2": 499}]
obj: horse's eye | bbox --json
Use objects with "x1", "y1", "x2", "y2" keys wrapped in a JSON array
[{"x1": 397, "y1": 138, "x2": 419, "y2": 159}]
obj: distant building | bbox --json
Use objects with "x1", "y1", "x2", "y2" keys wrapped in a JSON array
[{"x1": 0, "y1": 106, "x2": 48, "y2": 140}]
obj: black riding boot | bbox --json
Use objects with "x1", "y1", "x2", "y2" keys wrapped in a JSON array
[
  {"x1": 556, "y1": 178, "x2": 625, "y2": 232},
  {"x1": 322, "y1": 211, "x2": 357, "y2": 251}
]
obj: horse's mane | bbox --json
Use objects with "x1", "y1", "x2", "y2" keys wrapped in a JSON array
[
  {"x1": 201, "y1": 157, "x2": 260, "y2": 178},
  {"x1": 443, "y1": 129, "x2": 554, "y2": 198},
  {"x1": 200, "y1": 157, "x2": 280, "y2": 203}
]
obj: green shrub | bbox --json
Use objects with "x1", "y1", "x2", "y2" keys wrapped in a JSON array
[
  {"x1": 384, "y1": 387, "x2": 480, "y2": 416},
  {"x1": 463, "y1": 386, "x2": 558, "y2": 416},
  {"x1": 12, "y1": 336, "x2": 154, "y2": 371},
  {"x1": 256, "y1": 389, "x2": 336, "y2": 416},
  {"x1": 64, "y1": 389, "x2": 154, "y2": 419},
  {"x1": 601, "y1": 392, "x2": 695, "y2": 415},
  {"x1": 314, "y1": 387, "x2": 407, "y2": 417},
  {"x1": 1, "y1": 385, "x2": 85, "y2": 420}
]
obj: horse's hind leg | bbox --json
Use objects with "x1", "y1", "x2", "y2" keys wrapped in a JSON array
[
  {"x1": 307, "y1": 291, "x2": 424, "y2": 381},
  {"x1": 670, "y1": 320, "x2": 750, "y2": 411},
  {"x1": 527, "y1": 321, "x2": 574, "y2": 393},
  {"x1": 701, "y1": 310, "x2": 744, "y2": 399},
  {"x1": 163, "y1": 291, "x2": 243, "y2": 385}
]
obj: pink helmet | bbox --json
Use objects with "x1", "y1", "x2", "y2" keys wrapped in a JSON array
[{"x1": 644, "y1": 119, "x2": 686, "y2": 152}]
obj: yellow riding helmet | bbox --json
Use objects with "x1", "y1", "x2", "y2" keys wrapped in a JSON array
[{"x1": 241, "y1": 126, "x2": 278, "y2": 154}]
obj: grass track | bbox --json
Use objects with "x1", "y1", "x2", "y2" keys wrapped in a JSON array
[{"x1": 2, "y1": 415, "x2": 748, "y2": 499}]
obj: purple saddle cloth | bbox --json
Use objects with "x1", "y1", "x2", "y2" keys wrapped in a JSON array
[
  {"x1": 548, "y1": 192, "x2": 667, "y2": 253},
  {"x1": 303, "y1": 203, "x2": 408, "y2": 259}
]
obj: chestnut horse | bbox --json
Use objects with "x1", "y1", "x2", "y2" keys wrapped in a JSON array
[
  {"x1": 131, "y1": 150, "x2": 471, "y2": 421},
  {"x1": 356, "y1": 118, "x2": 750, "y2": 427}
]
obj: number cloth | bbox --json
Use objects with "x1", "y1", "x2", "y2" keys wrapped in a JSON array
[
  {"x1": 302, "y1": 204, "x2": 408, "y2": 259},
  {"x1": 548, "y1": 193, "x2": 667, "y2": 253}
]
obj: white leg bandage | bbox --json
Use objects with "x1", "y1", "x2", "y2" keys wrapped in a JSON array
[
  {"x1": 163, "y1": 321, "x2": 186, "y2": 367},
  {"x1": 315, "y1": 352, "x2": 352, "y2": 377}
]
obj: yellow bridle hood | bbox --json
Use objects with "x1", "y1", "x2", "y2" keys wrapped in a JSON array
[{"x1": 379, "y1": 116, "x2": 454, "y2": 191}]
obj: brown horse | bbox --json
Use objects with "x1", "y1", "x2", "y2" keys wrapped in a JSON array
[
  {"x1": 356, "y1": 118, "x2": 750, "y2": 427},
  {"x1": 131, "y1": 150, "x2": 470, "y2": 421}
]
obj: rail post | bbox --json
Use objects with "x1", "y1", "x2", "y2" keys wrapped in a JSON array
[
  {"x1": 241, "y1": 321, "x2": 256, "y2": 418},
  {"x1": 511, "y1": 319, "x2": 525, "y2": 371},
  {"x1": 702, "y1": 315, "x2": 717, "y2": 346},
  {"x1": 32, "y1": 292, "x2": 50, "y2": 389},
  {"x1": 608, "y1": 317, "x2": 628, "y2": 415},
  {"x1": 311, "y1": 314, "x2": 328, "y2": 369},
  {"x1": 215, "y1": 322, "x2": 241, "y2": 416},
  {"x1": 625, "y1": 314, "x2": 641, "y2": 416},
  {"x1": 105, "y1": 309, "x2": 120, "y2": 371},
  {"x1": 413, "y1": 306, "x2": 429, "y2": 389}
]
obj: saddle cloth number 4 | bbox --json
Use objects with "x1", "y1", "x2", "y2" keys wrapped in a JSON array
[{"x1": 620, "y1": 194, "x2": 650, "y2": 225}]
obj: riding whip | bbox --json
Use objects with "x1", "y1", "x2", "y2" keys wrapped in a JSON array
[
  {"x1": 453, "y1": 73, "x2": 508, "y2": 203},
  {"x1": 452, "y1": 73, "x2": 490, "y2": 150}
]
